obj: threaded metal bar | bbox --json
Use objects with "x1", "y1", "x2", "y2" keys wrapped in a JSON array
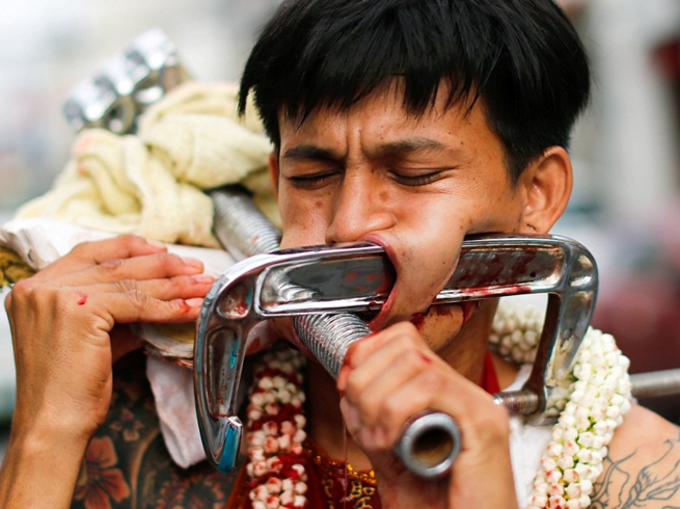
[
  {"x1": 493, "y1": 390, "x2": 540, "y2": 416},
  {"x1": 210, "y1": 187, "x2": 281, "y2": 258},
  {"x1": 293, "y1": 314, "x2": 371, "y2": 379}
]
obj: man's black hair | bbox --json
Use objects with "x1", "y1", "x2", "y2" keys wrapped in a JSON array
[{"x1": 238, "y1": 0, "x2": 590, "y2": 183}]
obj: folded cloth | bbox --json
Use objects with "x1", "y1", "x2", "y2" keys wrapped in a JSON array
[
  {"x1": 6, "y1": 80, "x2": 278, "y2": 469},
  {"x1": 16, "y1": 81, "x2": 279, "y2": 247},
  {"x1": 146, "y1": 356, "x2": 206, "y2": 468},
  {"x1": 0, "y1": 218, "x2": 234, "y2": 467}
]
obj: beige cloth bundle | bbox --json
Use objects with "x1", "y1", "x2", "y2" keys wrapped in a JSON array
[{"x1": 17, "y1": 82, "x2": 278, "y2": 246}]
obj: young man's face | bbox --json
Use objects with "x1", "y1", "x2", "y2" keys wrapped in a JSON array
[{"x1": 270, "y1": 84, "x2": 539, "y2": 352}]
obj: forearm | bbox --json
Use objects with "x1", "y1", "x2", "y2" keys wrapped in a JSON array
[{"x1": 0, "y1": 426, "x2": 88, "y2": 508}]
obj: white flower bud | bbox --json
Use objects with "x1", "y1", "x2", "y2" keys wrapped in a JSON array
[
  {"x1": 294, "y1": 429, "x2": 307, "y2": 444},
  {"x1": 576, "y1": 448, "x2": 593, "y2": 463},
  {"x1": 253, "y1": 461, "x2": 268, "y2": 477},
  {"x1": 249, "y1": 446, "x2": 265, "y2": 462},
  {"x1": 278, "y1": 389, "x2": 292, "y2": 404},
  {"x1": 549, "y1": 495, "x2": 566, "y2": 508},
  {"x1": 546, "y1": 469, "x2": 562, "y2": 483},
  {"x1": 549, "y1": 483, "x2": 565, "y2": 497},
  {"x1": 580, "y1": 479, "x2": 593, "y2": 494},
  {"x1": 562, "y1": 469, "x2": 578, "y2": 483},
  {"x1": 566, "y1": 499, "x2": 582, "y2": 509},
  {"x1": 248, "y1": 407, "x2": 264, "y2": 422},
  {"x1": 541, "y1": 458, "x2": 557, "y2": 472},
  {"x1": 530, "y1": 493, "x2": 548, "y2": 507},
  {"x1": 264, "y1": 437, "x2": 279, "y2": 454},
  {"x1": 266, "y1": 456, "x2": 283, "y2": 473},
  {"x1": 606, "y1": 405, "x2": 621, "y2": 419},
  {"x1": 563, "y1": 427, "x2": 579, "y2": 442},
  {"x1": 265, "y1": 403, "x2": 280, "y2": 416},
  {"x1": 565, "y1": 482, "x2": 582, "y2": 499},
  {"x1": 558, "y1": 454, "x2": 575, "y2": 470},
  {"x1": 278, "y1": 434, "x2": 291, "y2": 450},
  {"x1": 564, "y1": 441, "x2": 580, "y2": 456},
  {"x1": 533, "y1": 481, "x2": 549, "y2": 495},
  {"x1": 578, "y1": 432, "x2": 594, "y2": 448},
  {"x1": 266, "y1": 477, "x2": 283, "y2": 494},
  {"x1": 295, "y1": 482, "x2": 308, "y2": 494},
  {"x1": 262, "y1": 421, "x2": 278, "y2": 436}
]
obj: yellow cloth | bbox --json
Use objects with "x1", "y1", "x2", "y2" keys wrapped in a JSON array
[
  {"x1": 16, "y1": 82, "x2": 278, "y2": 247},
  {"x1": 0, "y1": 246, "x2": 34, "y2": 288}
]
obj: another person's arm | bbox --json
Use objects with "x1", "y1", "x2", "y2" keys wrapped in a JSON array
[{"x1": 0, "y1": 235, "x2": 213, "y2": 508}]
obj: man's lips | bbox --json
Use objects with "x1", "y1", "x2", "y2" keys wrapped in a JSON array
[
  {"x1": 409, "y1": 300, "x2": 481, "y2": 330},
  {"x1": 362, "y1": 234, "x2": 399, "y2": 331}
]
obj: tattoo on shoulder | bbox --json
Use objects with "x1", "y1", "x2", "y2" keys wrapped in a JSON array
[{"x1": 591, "y1": 433, "x2": 680, "y2": 509}]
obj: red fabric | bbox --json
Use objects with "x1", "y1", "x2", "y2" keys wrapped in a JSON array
[
  {"x1": 304, "y1": 441, "x2": 381, "y2": 509},
  {"x1": 481, "y1": 350, "x2": 501, "y2": 394}
]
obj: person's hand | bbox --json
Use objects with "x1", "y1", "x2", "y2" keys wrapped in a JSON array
[
  {"x1": 5, "y1": 235, "x2": 214, "y2": 445},
  {"x1": 337, "y1": 322, "x2": 519, "y2": 509}
]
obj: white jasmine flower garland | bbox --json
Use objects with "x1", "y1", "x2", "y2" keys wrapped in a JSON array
[
  {"x1": 245, "y1": 302, "x2": 632, "y2": 509},
  {"x1": 490, "y1": 302, "x2": 632, "y2": 509}
]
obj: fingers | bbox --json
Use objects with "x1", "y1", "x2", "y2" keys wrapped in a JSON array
[
  {"x1": 337, "y1": 322, "x2": 426, "y2": 393},
  {"x1": 68, "y1": 234, "x2": 168, "y2": 265},
  {"x1": 34, "y1": 235, "x2": 168, "y2": 281},
  {"x1": 66, "y1": 272, "x2": 214, "y2": 302},
  {"x1": 337, "y1": 321, "x2": 506, "y2": 453},
  {"x1": 74, "y1": 287, "x2": 206, "y2": 326},
  {"x1": 46, "y1": 252, "x2": 206, "y2": 288}
]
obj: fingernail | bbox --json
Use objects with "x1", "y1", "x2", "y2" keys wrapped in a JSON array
[
  {"x1": 185, "y1": 298, "x2": 204, "y2": 307},
  {"x1": 374, "y1": 426, "x2": 388, "y2": 448},
  {"x1": 191, "y1": 274, "x2": 215, "y2": 284},
  {"x1": 183, "y1": 257, "x2": 204, "y2": 269},
  {"x1": 343, "y1": 403, "x2": 361, "y2": 431},
  {"x1": 360, "y1": 428, "x2": 375, "y2": 447},
  {"x1": 146, "y1": 238, "x2": 167, "y2": 249}
]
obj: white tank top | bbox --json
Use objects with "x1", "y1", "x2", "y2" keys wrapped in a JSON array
[{"x1": 506, "y1": 364, "x2": 554, "y2": 507}]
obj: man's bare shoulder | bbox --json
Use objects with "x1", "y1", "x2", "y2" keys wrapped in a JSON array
[{"x1": 591, "y1": 403, "x2": 680, "y2": 508}]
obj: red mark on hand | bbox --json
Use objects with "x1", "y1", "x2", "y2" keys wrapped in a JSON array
[
  {"x1": 76, "y1": 292, "x2": 88, "y2": 306},
  {"x1": 419, "y1": 352, "x2": 433, "y2": 365}
]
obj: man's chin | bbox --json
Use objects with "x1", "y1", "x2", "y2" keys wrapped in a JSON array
[{"x1": 407, "y1": 301, "x2": 481, "y2": 351}]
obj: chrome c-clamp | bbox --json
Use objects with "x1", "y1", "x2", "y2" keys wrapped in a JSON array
[{"x1": 195, "y1": 187, "x2": 598, "y2": 479}]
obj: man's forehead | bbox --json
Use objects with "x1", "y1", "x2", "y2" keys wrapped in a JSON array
[{"x1": 276, "y1": 88, "x2": 489, "y2": 159}]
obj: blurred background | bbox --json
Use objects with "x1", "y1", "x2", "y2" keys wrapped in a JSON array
[{"x1": 1, "y1": 0, "x2": 680, "y2": 459}]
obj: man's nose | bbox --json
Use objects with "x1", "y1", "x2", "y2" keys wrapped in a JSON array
[{"x1": 325, "y1": 172, "x2": 397, "y2": 244}]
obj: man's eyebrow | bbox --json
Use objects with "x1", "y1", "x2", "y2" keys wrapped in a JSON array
[
  {"x1": 370, "y1": 138, "x2": 448, "y2": 158},
  {"x1": 282, "y1": 138, "x2": 451, "y2": 161},
  {"x1": 282, "y1": 144, "x2": 342, "y2": 161}
]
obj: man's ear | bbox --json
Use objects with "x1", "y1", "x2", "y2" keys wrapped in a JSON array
[
  {"x1": 268, "y1": 152, "x2": 280, "y2": 198},
  {"x1": 518, "y1": 146, "x2": 573, "y2": 234}
]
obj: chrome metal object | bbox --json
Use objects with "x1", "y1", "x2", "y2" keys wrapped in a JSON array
[
  {"x1": 201, "y1": 186, "x2": 469, "y2": 478},
  {"x1": 195, "y1": 188, "x2": 599, "y2": 476},
  {"x1": 631, "y1": 369, "x2": 680, "y2": 399},
  {"x1": 62, "y1": 29, "x2": 189, "y2": 134}
]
